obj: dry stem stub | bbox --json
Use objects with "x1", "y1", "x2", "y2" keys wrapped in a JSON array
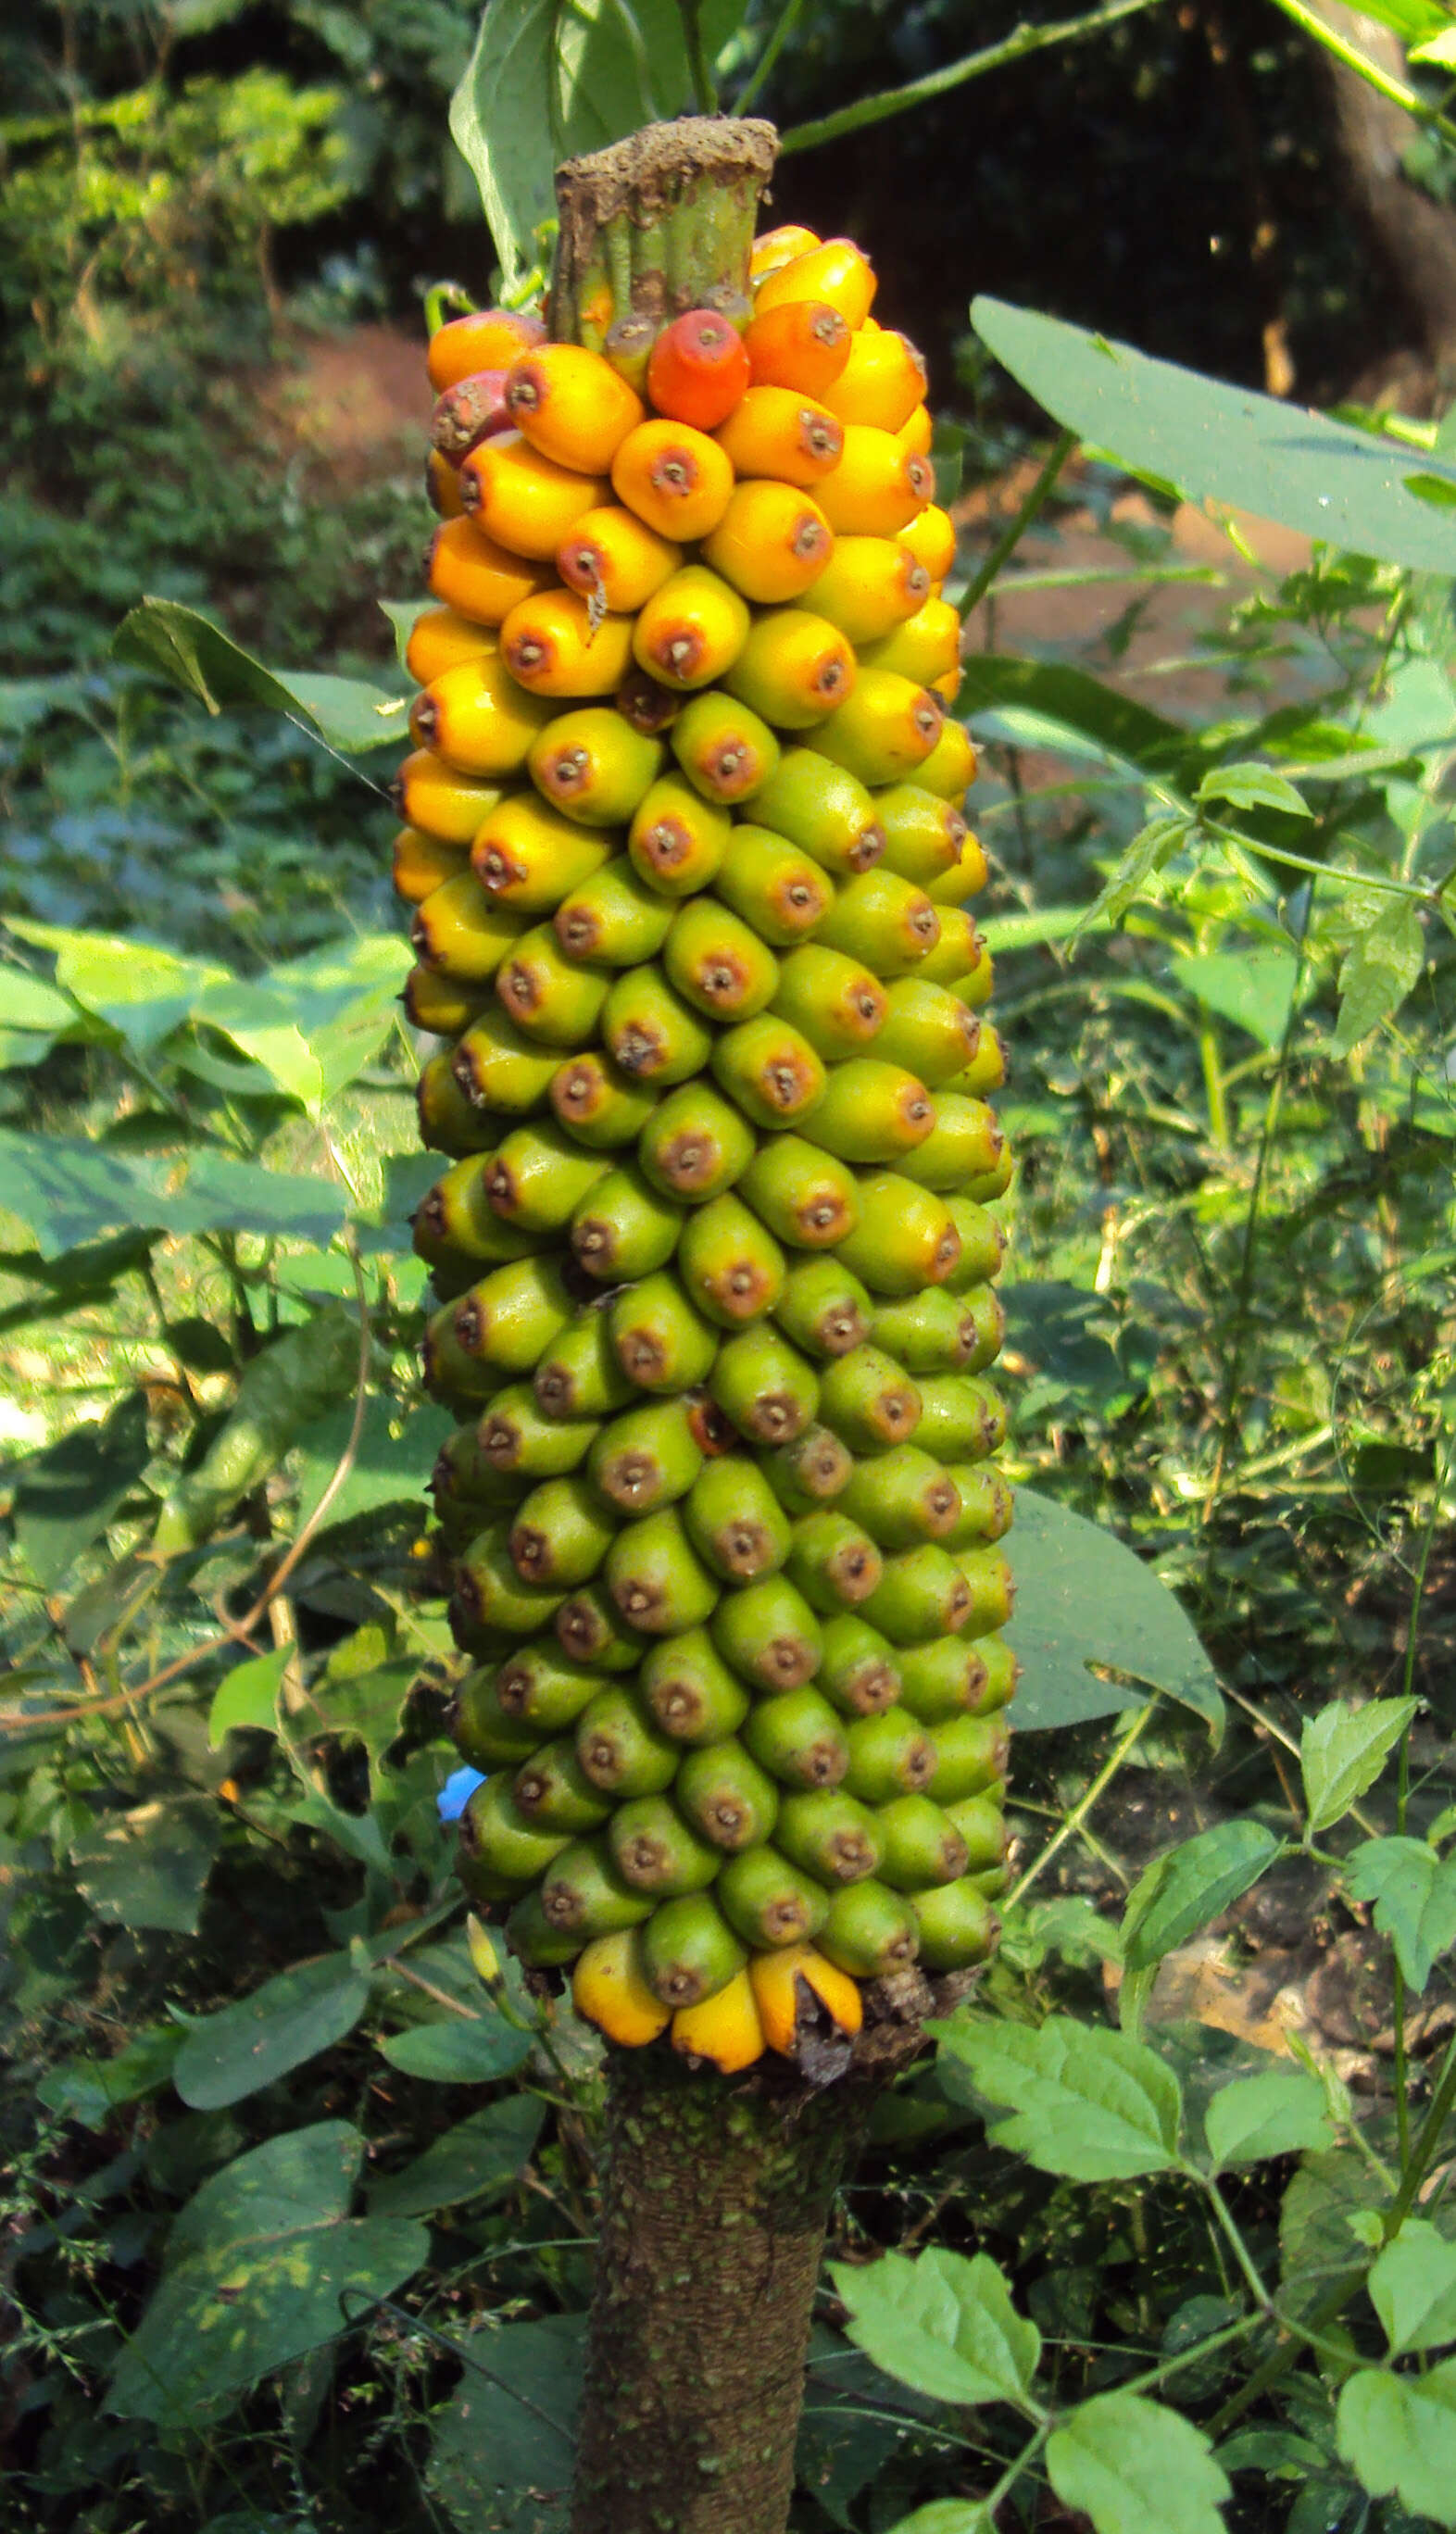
[{"x1": 550, "y1": 117, "x2": 780, "y2": 349}]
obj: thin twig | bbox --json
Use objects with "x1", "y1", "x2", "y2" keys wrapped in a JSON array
[{"x1": 959, "y1": 430, "x2": 1078, "y2": 621}]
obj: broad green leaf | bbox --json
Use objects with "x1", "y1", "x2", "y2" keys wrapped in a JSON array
[
  {"x1": 1330, "y1": 900, "x2": 1425, "y2": 1058},
  {"x1": 192, "y1": 980, "x2": 322, "y2": 1108},
  {"x1": 12, "y1": 1391, "x2": 150, "y2": 1587},
  {"x1": 1346, "y1": 1836, "x2": 1456, "y2": 1990},
  {"x1": 1172, "y1": 947, "x2": 1300, "y2": 1049},
  {"x1": 37, "y1": 2025, "x2": 182, "y2": 2129},
  {"x1": 153, "y1": 1306, "x2": 361, "y2": 1553},
  {"x1": 245, "y1": 935, "x2": 413, "y2": 1104},
  {"x1": 1047, "y1": 2392, "x2": 1230, "y2": 2534},
  {"x1": 367, "y1": 2096, "x2": 545, "y2": 2219},
  {"x1": 70, "y1": 1798, "x2": 222, "y2": 1937},
  {"x1": 885, "y1": 2509, "x2": 994, "y2": 2534},
  {"x1": 1369, "y1": 2221, "x2": 1456, "y2": 2355},
  {"x1": 1412, "y1": 24, "x2": 1456, "y2": 61},
  {"x1": 830, "y1": 2246, "x2": 1040, "y2": 2410},
  {"x1": 957, "y1": 653, "x2": 1186, "y2": 774},
  {"x1": 1123, "y1": 1821, "x2": 1280, "y2": 1974},
  {"x1": 1280, "y1": 2148, "x2": 1385, "y2": 2316},
  {"x1": 428, "y1": 2312, "x2": 584, "y2": 2532},
  {"x1": 6, "y1": 920, "x2": 232, "y2": 1052},
  {"x1": 378, "y1": 2011, "x2": 533, "y2": 2084},
  {"x1": 291, "y1": 1394, "x2": 457, "y2": 1539},
  {"x1": 934, "y1": 2013, "x2": 1183, "y2": 2179},
  {"x1": 107, "y1": 2121, "x2": 427, "y2": 2429},
  {"x1": 1203, "y1": 2070, "x2": 1335, "y2": 2170},
  {"x1": 0, "y1": 969, "x2": 82, "y2": 1032},
  {"x1": 1198, "y1": 762, "x2": 1312, "y2": 819},
  {"x1": 113, "y1": 599, "x2": 406, "y2": 751},
  {"x1": 0, "y1": 1129, "x2": 346, "y2": 1256},
  {"x1": 1005, "y1": 1488, "x2": 1223, "y2": 1735},
  {"x1": 174, "y1": 1954, "x2": 370, "y2": 2109},
  {"x1": 972, "y1": 296, "x2": 1456, "y2": 575},
  {"x1": 1337, "y1": 2362, "x2": 1456, "y2": 2524},
  {"x1": 1300, "y1": 1699, "x2": 1418, "y2": 1832},
  {"x1": 208, "y1": 1646, "x2": 291, "y2": 1746}
]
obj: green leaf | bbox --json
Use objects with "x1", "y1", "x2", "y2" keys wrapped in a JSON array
[
  {"x1": 107, "y1": 2121, "x2": 427, "y2": 2429},
  {"x1": 1005, "y1": 1488, "x2": 1223, "y2": 1735},
  {"x1": 378, "y1": 2012, "x2": 533, "y2": 2084},
  {"x1": 1412, "y1": 24, "x2": 1456, "y2": 62},
  {"x1": 885, "y1": 2509, "x2": 993, "y2": 2534},
  {"x1": 0, "y1": 1129, "x2": 346, "y2": 1256},
  {"x1": 1047, "y1": 2392, "x2": 1231, "y2": 2534},
  {"x1": 1172, "y1": 947, "x2": 1301, "y2": 1049},
  {"x1": 830, "y1": 2246, "x2": 1040, "y2": 2410},
  {"x1": 174, "y1": 1955, "x2": 371, "y2": 2109},
  {"x1": 208, "y1": 1646, "x2": 291, "y2": 1746},
  {"x1": 0, "y1": 968, "x2": 83, "y2": 1033},
  {"x1": 366, "y1": 2096, "x2": 545, "y2": 2219},
  {"x1": 36, "y1": 2025, "x2": 183, "y2": 2129},
  {"x1": 1280, "y1": 2148, "x2": 1385, "y2": 2317},
  {"x1": 1203, "y1": 2070, "x2": 1335, "y2": 2170},
  {"x1": 1081, "y1": 812, "x2": 1196, "y2": 937},
  {"x1": 1337, "y1": 2363, "x2": 1456, "y2": 2524},
  {"x1": 13, "y1": 1391, "x2": 150, "y2": 1587},
  {"x1": 972, "y1": 296, "x2": 1456, "y2": 576},
  {"x1": 957, "y1": 654, "x2": 1186, "y2": 775},
  {"x1": 113, "y1": 599, "x2": 406, "y2": 751},
  {"x1": 1346, "y1": 1836, "x2": 1456, "y2": 1990},
  {"x1": 1197, "y1": 762, "x2": 1312, "y2": 819},
  {"x1": 153, "y1": 1305, "x2": 361, "y2": 1553},
  {"x1": 1123, "y1": 1821, "x2": 1281, "y2": 1974},
  {"x1": 1300, "y1": 1698, "x2": 1418, "y2": 1832},
  {"x1": 5, "y1": 922, "x2": 232, "y2": 1055},
  {"x1": 71, "y1": 1798, "x2": 223, "y2": 1937},
  {"x1": 292, "y1": 1395, "x2": 457, "y2": 1539},
  {"x1": 1369, "y1": 2221, "x2": 1456, "y2": 2355},
  {"x1": 934, "y1": 2013, "x2": 1183, "y2": 2179},
  {"x1": 428, "y1": 2312, "x2": 584, "y2": 2532},
  {"x1": 1330, "y1": 900, "x2": 1425, "y2": 1058}
]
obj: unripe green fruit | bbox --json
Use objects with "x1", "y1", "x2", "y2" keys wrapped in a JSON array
[
  {"x1": 842, "y1": 1707, "x2": 937, "y2": 1803},
  {"x1": 738, "y1": 1135, "x2": 859, "y2": 1250},
  {"x1": 588, "y1": 1396, "x2": 704, "y2": 1516},
  {"x1": 716, "y1": 1845, "x2": 829, "y2": 1946},
  {"x1": 942, "y1": 1792, "x2": 1010, "y2": 1874},
  {"x1": 462, "y1": 1773, "x2": 573, "y2": 1882},
  {"x1": 912, "y1": 903, "x2": 980, "y2": 986},
  {"x1": 711, "y1": 1012, "x2": 825, "y2": 1130},
  {"x1": 772, "y1": 1256, "x2": 872, "y2": 1361},
  {"x1": 817, "y1": 1346, "x2": 922, "y2": 1454},
  {"x1": 496, "y1": 924, "x2": 611, "y2": 1046},
  {"x1": 553, "y1": 857, "x2": 674, "y2": 965},
  {"x1": 817, "y1": 1877, "x2": 920, "y2": 1977},
  {"x1": 451, "y1": 1010, "x2": 561, "y2": 1118},
  {"x1": 664, "y1": 897, "x2": 780, "y2": 1022},
  {"x1": 405, "y1": 960, "x2": 492, "y2": 1038},
  {"x1": 414, "y1": 1157, "x2": 537, "y2": 1270},
  {"x1": 478, "y1": 1383, "x2": 599, "y2": 1477},
  {"x1": 944, "y1": 1019, "x2": 1007, "y2": 1098},
  {"x1": 771, "y1": 945, "x2": 885, "y2": 1059},
  {"x1": 914, "y1": 1374, "x2": 1007, "y2": 1462},
  {"x1": 860, "y1": 1542, "x2": 973, "y2": 1644},
  {"x1": 473, "y1": 796, "x2": 615, "y2": 914},
  {"x1": 528, "y1": 706, "x2": 664, "y2": 825},
  {"x1": 419, "y1": 1049, "x2": 496, "y2": 1155},
  {"x1": 555, "y1": 1579, "x2": 649, "y2": 1672},
  {"x1": 609, "y1": 1272, "x2": 717, "y2": 1393},
  {"x1": 609, "y1": 1797, "x2": 724, "y2": 1895},
  {"x1": 941, "y1": 1465, "x2": 1012, "y2": 1548},
  {"x1": 448, "y1": 1667, "x2": 545, "y2": 1769},
  {"x1": 483, "y1": 1123, "x2": 609, "y2": 1232},
  {"x1": 709, "y1": 1323, "x2": 821, "y2": 1444},
  {"x1": 494, "y1": 1643, "x2": 605, "y2": 1731},
  {"x1": 549, "y1": 1050, "x2": 659, "y2": 1149},
  {"x1": 457, "y1": 1850, "x2": 532, "y2": 1909},
  {"x1": 571, "y1": 1163, "x2": 684, "y2": 1281},
  {"x1": 537, "y1": 1834, "x2": 655, "y2": 1936},
  {"x1": 911, "y1": 1876, "x2": 998, "y2": 1970},
  {"x1": 710, "y1": 1574, "x2": 823, "y2": 1691},
  {"x1": 602, "y1": 964, "x2": 715, "y2": 1085},
  {"x1": 505, "y1": 1888, "x2": 587, "y2": 1967},
  {"x1": 533, "y1": 1313, "x2": 637, "y2": 1418},
  {"x1": 894, "y1": 1636, "x2": 985, "y2": 1723},
  {"x1": 512, "y1": 1737, "x2": 614, "y2": 1832},
  {"x1": 838, "y1": 1443, "x2": 961, "y2": 1548},
  {"x1": 872, "y1": 784, "x2": 968, "y2": 885},
  {"x1": 422, "y1": 1304, "x2": 506, "y2": 1406},
  {"x1": 684, "y1": 1456, "x2": 793, "y2": 1580},
  {"x1": 742, "y1": 1683, "x2": 849, "y2": 1788},
  {"x1": 941, "y1": 1198, "x2": 1007, "y2": 1290},
  {"x1": 640, "y1": 1891, "x2": 747, "y2": 2006},
  {"x1": 604, "y1": 1504, "x2": 719, "y2": 1634},
  {"x1": 628, "y1": 772, "x2": 732, "y2": 894},
  {"x1": 969, "y1": 1635, "x2": 1019, "y2": 1714},
  {"x1": 712, "y1": 823, "x2": 833, "y2": 946},
  {"x1": 637, "y1": 1082, "x2": 756, "y2": 1202},
  {"x1": 677, "y1": 1192, "x2": 787, "y2": 1326},
  {"x1": 784, "y1": 1509, "x2": 883, "y2": 1612},
  {"x1": 870, "y1": 1286, "x2": 1001, "y2": 1375},
  {"x1": 670, "y1": 688, "x2": 781, "y2": 805},
  {"x1": 455, "y1": 1523, "x2": 568, "y2": 1635},
  {"x1": 508, "y1": 1474, "x2": 616, "y2": 1588},
  {"x1": 834, "y1": 1173, "x2": 961, "y2": 1297},
  {"x1": 574, "y1": 1684, "x2": 680, "y2": 1796},
  {"x1": 817, "y1": 1612, "x2": 902, "y2": 1715},
  {"x1": 773, "y1": 1788, "x2": 884, "y2": 1886},
  {"x1": 800, "y1": 1057, "x2": 935, "y2": 1167},
  {"x1": 751, "y1": 746, "x2": 885, "y2": 876},
  {"x1": 640, "y1": 1627, "x2": 750, "y2": 1744},
  {"x1": 814, "y1": 869, "x2": 940, "y2": 976},
  {"x1": 433, "y1": 1426, "x2": 527, "y2": 1518},
  {"x1": 411, "y1": 872, "x2": 525, "y2": 981},
  {"x1": 674, "y1": 1738, "x2": 780, "y2": 1850},
  {"x1": 872, "y1": 975, "x2": 980, "y2": 1085},
  {"x1": 951, "y1": 1544, "x2": 1015, "y2": 1635},
  {"x1": 928, "y1": 1712, "x2": 1012, "y2": 1802},
  {"x1": 451, "y1": 1255, "x2": 576, "y2": 1376},
  {"x1": 873, "y1": 1793, "x2": 969, "y2": 1889},
  {"x1": 897, "y1": 1095, "x2": 1004, "y2": 1192},
  {"x1": 760, "y1": 1422, "x2": 854, "y2": 1514}
]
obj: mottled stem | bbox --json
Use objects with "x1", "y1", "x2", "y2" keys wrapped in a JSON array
[{"x1": 549, "y1": 117, "x2": 779, "y2": 351}]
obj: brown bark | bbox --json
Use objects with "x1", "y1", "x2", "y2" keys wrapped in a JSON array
[{"x1": 1309, "y1": 1, "x2": 1456, "y2": 397}]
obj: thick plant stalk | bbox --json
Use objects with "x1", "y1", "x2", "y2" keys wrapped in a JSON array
[{"x1": 551, "y1": 117, "x2": 779, "y2": 348}]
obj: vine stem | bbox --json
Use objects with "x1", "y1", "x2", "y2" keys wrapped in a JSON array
[
  {"x1": 958, "y1": 431, "x2": 1077, "y2": 621},
  {"x1": 677, "y1": 0, "x2": 717, "y2": 111},
  {"x1": 1009, "y1": 1694, "x2": 1161, "y2": 1907}
]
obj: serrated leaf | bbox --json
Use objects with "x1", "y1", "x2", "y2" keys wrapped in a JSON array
[
  {"x1": 1368, "y1": 2221, "x2": 1456, "y2": 2356},
  {"x1": 1337, "y1": 2363, "x2": 1456, "y2": 2523},
  {"x1": 1300, "y1": 1699, "x2": 1418, "y2": 1832},
  {"x1": 1203, "y1": 2069, "x2": 1335, "y2": 2169},
  {"x1": 1123, "y1": 1820, "x2": 1280, "y2": 1974},
  {"x1": 208, "y1": 1646, "x2": 291, "y2": 1746},
  {"x1": 1346, "y1": 1836, "x2": 1456, "y2": 1990},
  {"x1": 1198, "y1": 761, "x2": 1312, "y2": 818},
  {"x1": 1079, "y1": 811, "x2": 1195, "y2": 936},
  {"x1": 174, "y1": 1955, "x2": 370, "y2": 2109},
  {"x1": 934, "y1": 2013, "x2": 1183, "y2": 2179},
  {"x1": 831, "y1": 2247, "x2": 1040, "y2": 2411},
  {"x1": 1331, "y1": 900, "x2": 1425, "y2": 1058},
  {"x1": 1047, "y1": 2392, "x2": 1231, "y2": 2534},
  {"x1": 1005, "y1": 1488, "x2": 1222, "y2": 1735}
]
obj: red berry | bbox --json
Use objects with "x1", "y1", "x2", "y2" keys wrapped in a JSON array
[{"x1": 647, "y1": 310, "x2": 752, "y2": 432}]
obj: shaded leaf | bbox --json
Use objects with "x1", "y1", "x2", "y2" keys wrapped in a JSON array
[
  {"x1": 13, "y1": 1391, "x2": 151, "y2": 1587},
  {"x1": 1347, "y1": 1836, "x2": 1456, "y2": 1991},
  {"x1": 174, "y1": 1955, "x2": 370, "y2": 2109},
  {"x1": 0, "y1": 1128, "x2": 346, "y2": 1256},
  {"x1": 1337, "y1": 2363, "x2": 1456, "y2": 2524},
  {"x1": 292, "y1": 1394, "x2": 456, "y2": 1539},
  {"x1": 37, "y1": 2025, "x2": 183, "y2": 2130},
  {"x1": 1047, "y1": 2391, "x2": 1230, "y2": 2534},
  {"x1": 1300, "y1": 1699, "x2": 1417, "y2": 1832},
  {"x1": 367, "y1": 2096, "x2": 545, "y2": 2219},
  {"x1": 831, "y1": 2245, "x2": 1040, "y2": 2410},
  {"x1": 1006, "y1": 1488, "x2": 1222, "y2": 1735},
  {"x1": 934, "y1": 2013, "x2": 1183, "y2": 2179},
  {"x1": 1331, "y1": 900, "x2": 1425, "y2": 1058},
  {"x1": 378, "y1": 2012, "x2": 533, "y2": 2084},
  {"x1": 71, "y1": 1798, "x2": 222, "y2": 1937},
  {"x1": 428, "y1": 2312, "x2": 585, "y2": 2532},
  {"x1": 1173, "y1": 947, "x2": 1301, "y2": 1049},
  {"x1": 1203, "y1": 2070, "x2": 1334, "y2": 2169}
]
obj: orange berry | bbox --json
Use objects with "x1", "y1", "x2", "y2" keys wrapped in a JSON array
[
  {"x1": 406, "y1": 606, "x2": 499, "y2": 686},
  {"x1": 393, "y1": 746, "x2": 505, "y2": 847},
  {"x1": 425, "y1": 447, "x2": 464, "y2": 518},
  {"x1": 646, "y1": 307, "x2": 752, "y2": 430},
  {"x1": 499, "y1": 589, "x2": 635, "y2": 697},
  {"x1": 816, "y1": 424, "x2": 934, "y2": 536},
  {"x1": 572, "y1": 1929, "x2": 671, "y2": 2045},
  {"x1": 701, "y1": 480, "x2": 835, "y2": 605},
  {"x1": 743, "y1": 300, "x2": 851, "y2": 399},
  {"x1": 860, "y1": 596, "x2": 962, "y2": 691},
  {"x1": 392, "y1": 825, "x2": 469, "y2": 905},
  {"x1": 426, "y1": 307, "x2": 546, "y2": 394},
  {"x1": 754, "y1": 238, "x2": 876, "y2": 330},
  {"x1": 503, "y1": 343, "x2": 646, "y2": 473},
  {"x1": 671, "y1": 1967, "x2": 766, "y2": 2071},
  {"x1": 427, "y1": 518, "x2": 555, "y2": 626},
  {"x1": 633, "y1": 563, "x2": 750, "y2": 693},
  {"x1": 557, "y1": 505, "x2": 682, "y2": 613},
  {"x1": 914, "y1": 713, "x2": 977, "y2": 803},
  {"x1": 897, "y1": 404, "x2": 934, "y2": 458},
  {"x1": 408, "y1": 652, "x2": 553, "y2": 778},
  {"x1": 900, "y1": 504, "x2": 958, "y2": 584},
  {"x1": 431, "y1": 369, "x2": 511, "y2": 461},
  {"x1": 748, "y1": 1943, "x2": 861, "y2": 2055},
  {"x1": 460, "y1": 432, "x2": 609, "y2": 560},
  {"x1": 749, "y1": 223, "x2": 822, "y2": 282},
  {"x1": 822, "y1": 329, "x2": 928, "y2": 433},
  {"x1": 714, "y1": 385, "x2": 842, "y2": 486},
  {"x1": 611, "y1": 418, "x2": 735, "y2": 540}
]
